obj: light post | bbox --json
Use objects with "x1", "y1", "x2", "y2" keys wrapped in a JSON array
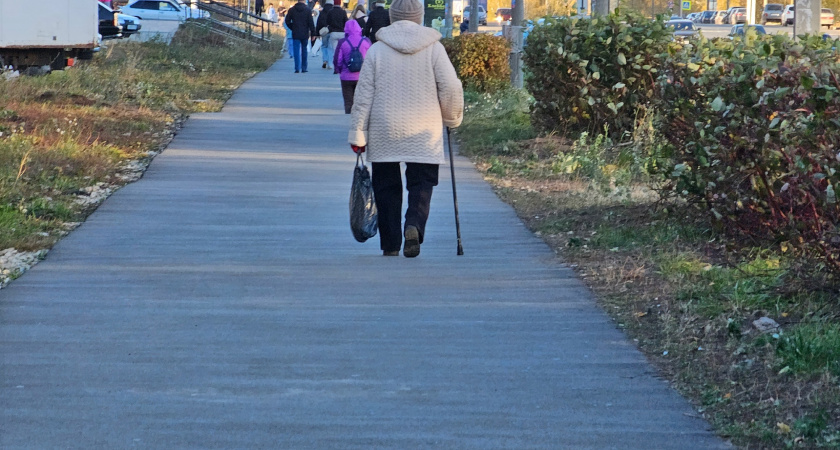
[{"x1": 509, "y1": 0, "x2": 524, "y2": 88}]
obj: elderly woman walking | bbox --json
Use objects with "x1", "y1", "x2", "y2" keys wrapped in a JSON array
[{"x1": 348, "y1": 0, "x2": 463, "y2": 257}]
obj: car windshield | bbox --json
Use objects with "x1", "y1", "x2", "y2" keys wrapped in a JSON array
[
  {"x1": 822, "y1": 8, "x2": 832, "y2": 13},
  {"x1": 766, "y1": 4, "x2": 783, "y2": 10}
]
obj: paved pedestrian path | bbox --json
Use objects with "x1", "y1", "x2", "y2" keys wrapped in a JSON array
[{"x1": 0, "y1": 56, "x2": 729, "y2": 448}]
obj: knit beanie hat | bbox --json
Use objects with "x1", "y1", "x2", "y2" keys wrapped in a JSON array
[{"x1": 389, "y1": 0, "x2": 423, "y2": 24}]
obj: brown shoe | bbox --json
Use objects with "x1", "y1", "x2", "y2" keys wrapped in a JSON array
[{"x1": 403, "y1": 226, "x2": 420, "y2": 258}]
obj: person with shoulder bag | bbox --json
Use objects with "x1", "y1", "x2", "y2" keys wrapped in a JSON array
[
  {"x1": 333, "y1": 20, "x2": 371, "y2": 113},
  {"x1": 348, "y1": 0, "x2": 463, "y2": 257},
  {"x1": 325, "y1": 0, "x2": 349, "y2": 64},
  {"x1": 315, "y1": 0, "x2": 334, "y2": 68}
]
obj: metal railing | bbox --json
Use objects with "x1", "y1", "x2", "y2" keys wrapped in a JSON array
[{"x1": 189, "y1": 0, "x2": 276, "y2": 42}]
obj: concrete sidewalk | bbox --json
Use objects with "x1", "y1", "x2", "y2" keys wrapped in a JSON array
[{"x1": 0, "y1": 56, "x2": 729, "y2": 448}]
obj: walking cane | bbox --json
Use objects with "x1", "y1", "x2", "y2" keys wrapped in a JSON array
[{"x1": 446, "y1": 127, "x2": 464, "y2": 256}]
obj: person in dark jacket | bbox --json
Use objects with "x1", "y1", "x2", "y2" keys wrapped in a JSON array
[
  {"x1": 284, "y1": 0, "x2": 317, "y2": 73},
  {"x1": 363, "y1": 0, "x2": 390, "y2": 43},
  {"x1": 459, "y1": 17, "x2": 469, "y2": 33},
  {"x1": 315, "y1": 0, "x2": 334, "y2": 68},
  {"x1": 255, "y1": 0, "x2": 265, "y2": 16},
  {"x1": 351, "y1": 3, "x2": 367, "y2": 29},
  {"x1": 326, "y1": 0, "x2": 348, "y2": 66}
]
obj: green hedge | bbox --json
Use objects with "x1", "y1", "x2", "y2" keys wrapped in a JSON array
[
  {"x1": 442, "y1": 33, "x2": 511, "y2": 93},
  {"x1": 657, "y1": 34, "x2": 840, "y2": 271},
  {"x1": 523, "y1": 13, "x2": 672, "y2": 138},
  {"x1": 521, "y1": 12, "x2": 840, "y2": 274}
]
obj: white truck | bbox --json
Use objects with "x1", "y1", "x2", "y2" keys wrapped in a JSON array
[{"x1": 0, "y1": 0, "x2": 99, "y2": 71}]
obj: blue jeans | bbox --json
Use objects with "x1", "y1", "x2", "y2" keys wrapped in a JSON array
[
  {"x1": 321, "y1": 34, "x2": 332, "y2": 66},
  {"x1": 292, "y1": 38, "x2": 308, "y2": 72}
]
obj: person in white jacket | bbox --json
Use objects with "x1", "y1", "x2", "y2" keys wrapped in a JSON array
[{"x1": 348, "y1": 0, "x2": 464, "y2": 258}]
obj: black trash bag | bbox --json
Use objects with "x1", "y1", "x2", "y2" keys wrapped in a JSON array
[{"x1": 349, "y1": 153, "x2": 378, "y2": 242}]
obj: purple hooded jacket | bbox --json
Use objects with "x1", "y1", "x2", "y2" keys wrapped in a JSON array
[{"x1": 332, "y1": 19, "x2": 371, "y2": 81}]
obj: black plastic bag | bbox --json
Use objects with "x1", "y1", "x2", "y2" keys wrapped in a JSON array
[{"x1": 350, "y1": 153, "x2": 378, "y2": 242}]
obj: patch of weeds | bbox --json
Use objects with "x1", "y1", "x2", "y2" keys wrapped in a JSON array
[
  {"x1": 777, "y1": 322, "x2": 840, "y2": 376},
  {"x1": 793, "y1": 409, "x2": 830, "y2": 440},
  {"x1": 661, "y1": 254, "x2": 786, "y2": 317},
  {"x1": 457, "y1": 88, "x2": 536, "y2": 156},
  {"x1": 0, "y1": 205, "x2": 54, "y2": 250},
  {"x1": 22, "y1": 197, "x2": 76, "y2": 221},
  {"x1": 590, "y1": 219, "x2": 709, "y2": 250}
]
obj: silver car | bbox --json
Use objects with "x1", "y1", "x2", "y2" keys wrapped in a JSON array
[{"x1": 761, "y1": 3, "x2": 784, "y2": 24}]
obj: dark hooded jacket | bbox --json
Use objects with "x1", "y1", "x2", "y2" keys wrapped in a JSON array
[
  {"x1": 326, "y1": 4, "x2": 348, "y2": 32},
  {"x1": 315, "y1": 2, "x2": 333, "y2": 33},
  {"x1": 284, "y1": 2, "x2": 316, "y2": 40},
  {"x1": 363, "y1": 5, "x2": 390, "y2": 43}
]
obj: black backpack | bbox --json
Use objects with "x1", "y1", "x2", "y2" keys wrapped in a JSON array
[{"x1": 345, "y1": 39, "x2": 366, "y2": 73}]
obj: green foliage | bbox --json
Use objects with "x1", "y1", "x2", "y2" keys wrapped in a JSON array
[
  {"x1": 523, "y1": 12, "x2": 673, "y2": 138},
  {"x1": 777, "y1": 322, "x2": 840, "y2": 376},
  {"x1": 660, "y1": 254, "x2": 786, "y2": 317},
  {"x1": 442, "y1": 33, "x2": 511, "y2": 93},
  {"x1": 458, "y1": 88, "x2": 535, "y2": 156},
  {"x1": 656, "y1": 33, "x2": 840, "y2": 274},
  {"x1": 551, "y1": 129, "x2": 652, "y2": 195}
]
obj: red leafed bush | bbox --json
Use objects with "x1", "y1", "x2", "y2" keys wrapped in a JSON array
[{"x1": 656, "y1": 34, "x2": 840, "y2": 272}]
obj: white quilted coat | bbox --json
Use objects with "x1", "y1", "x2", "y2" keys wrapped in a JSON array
[{"x1": 348, "y1": 21, "x2": 464, "y2": 164}]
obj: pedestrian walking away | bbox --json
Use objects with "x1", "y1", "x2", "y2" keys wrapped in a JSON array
[
  {"x1": 284, "y1": 0, "x2": 317, "y2": 72},
  {"x1": 348, "y1": 0, "x2": 463, "y2": 258},
  {"x1": 351, "y1": 3, "x2": 368, "y2": 29},
  {"x1": 333, "y1": 20, "x2": 371, "y2": 113},
  {"x1": 255, "y1": 0, "x2": 265, "y2": 16},
  {"x1": 315, "y1": 0, "x2": 335, "y2": 68},
  {"x1": 283, "y1": 18, "x2": 295, "y2": 58},
  {"x1": 363, "y1": 0, "x2": 390, "y2": 43},
  {"x1": 325, "y1": 0, "x2": 349, "y2": 67}
]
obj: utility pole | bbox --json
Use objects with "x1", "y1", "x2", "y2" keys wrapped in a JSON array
[
  {"x1": 509, "y1": 0, "x2": 524, "y2": 88},
  {"x1": 469, "y1": 0, "x2": 479, "y2": 32},
  {"x1": 444, "y1": 0, "x2": 454, "y2": 37}
]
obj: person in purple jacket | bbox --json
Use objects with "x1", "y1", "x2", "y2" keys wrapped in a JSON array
[{"x1": 332, "y1": 20, "x2": 372, "y2": 114}]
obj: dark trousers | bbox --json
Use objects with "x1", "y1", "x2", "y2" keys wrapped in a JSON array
[
  {"x1": 292, "y1": 38, "x2": 308, "y2": 72},
  {"x1": 341, "y1": 80, "x2": 358, "y2": 114},
  {"x1": 371, "y1": 162, "x2": 439, "y2": 252}
]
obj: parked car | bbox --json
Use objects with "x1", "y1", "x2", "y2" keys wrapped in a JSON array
[
  {"x1": 666, "y1": 19, "x2": 699, "y2": 38},
  {"x1": 686, "y1": 12, "x2": 700, "y2": 22},
  {"x1": 729, "y1": 7, "x2": 747, "y2": 24},
  {"x1": 118, "y1": 13, "x2": 142, "y2": 37},
  {"x1": 728, "y1": 23, "x2": 766, "y2": 37},
  {"x1": 783, "y1": 4, "x2": 794, "y2": 25},
  {"x1": 98, "y1": 2, "x2": 122, "y2": 40},
  {"x1": 714, "y1": 10, "x2": 728, "y2": 23},
  {"x1": 120, "y1": 0, "x2": 209, "y2": 22},
  {"x1": 462, "y1": 6, "x2": 487, "y2": 26},
  {"x1": 495, "y1": 7, "x2": 511, "y2": 22},
  {"x1": 822, "y1": 8, "x2": 835, "y2": 29},
  {"x1": 699, "y1": 10, "x2": 715, "y2": 23},
  {"x1": 761, "y1": 3, "x2": 784, "y2": 24}
]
